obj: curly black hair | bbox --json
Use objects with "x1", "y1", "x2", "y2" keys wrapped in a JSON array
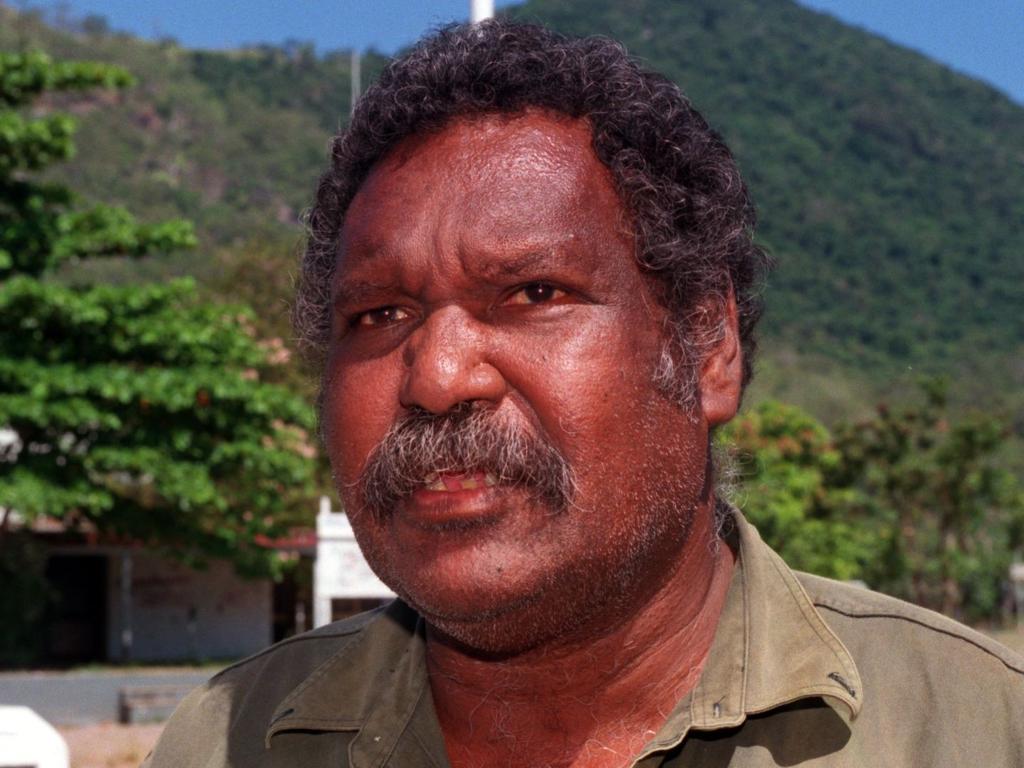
[{"x1": 296, "y1": 19, "x2": 771, "y2": 406}]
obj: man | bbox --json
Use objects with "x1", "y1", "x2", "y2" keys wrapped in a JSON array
[{"x1": 146, "y1": 20, "x2": 1023, "y2": 768}]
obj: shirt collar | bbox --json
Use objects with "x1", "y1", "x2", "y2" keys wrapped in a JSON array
[
  {"x1": 639, "y1": 509, "x2": 863, "y2": 758},
  {"x1": 265, "y1": 600, "x2": 439, "y2": 766},
  {"x1": 265, "y1": 509, "x2": 862, "y2": 762}
]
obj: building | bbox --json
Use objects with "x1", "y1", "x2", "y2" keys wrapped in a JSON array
[
  {"x1": 6, "y1": 497, "x2": 391, "y2": 667},
  {"x1": 313, "y1": 496, "x2": 394, "y2": 627}
]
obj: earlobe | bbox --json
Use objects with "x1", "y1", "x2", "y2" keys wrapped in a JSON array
[{"x1": 700, "y1": 292, "x2": 742, "y2": 426}]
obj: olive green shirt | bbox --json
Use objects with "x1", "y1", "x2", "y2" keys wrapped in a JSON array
[{"x1": 144, "y1": 513, "x2": 1024, "y2": 767}]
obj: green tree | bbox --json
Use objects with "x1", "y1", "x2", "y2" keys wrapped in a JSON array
[
  {"x1": 832, "y1": 381, "x2": 1024, "y2": 620},
  {"x1": 0, "y1": 51, "x2": 315, "y2": 578},
  {"x1": 720, "y1": 400, "x2": 879, "y2": 580},
  {"x1": 724, "y1": 390, "x2": 1024, "y2": 621}
]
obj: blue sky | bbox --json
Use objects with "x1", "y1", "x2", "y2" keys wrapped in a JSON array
[
  {"x1": 799, "y1": 0, "x2": 1022, "y2": 104},
  {"x1": 27, "y1": 0, "x2": 1024, "y2": 104}
]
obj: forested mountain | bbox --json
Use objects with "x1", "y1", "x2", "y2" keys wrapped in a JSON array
[
  {"x1": 2, "y1": 0, "x2": 1022, "y2": 421},
  {"x1": 0, "y1": 5, "x2": 386, "y2": 254},
  {"x1": 508, "y1": 0, "x2": 1024, "y2": 415}
]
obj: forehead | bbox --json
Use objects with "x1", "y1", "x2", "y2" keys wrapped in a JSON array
[{"x1": 339, "y1": 111, "x2": 629, "y2": 263}]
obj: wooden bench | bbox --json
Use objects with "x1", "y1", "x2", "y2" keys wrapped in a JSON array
[{"x1": 118, "y1": 684, "x2": 193, "y2": 724}]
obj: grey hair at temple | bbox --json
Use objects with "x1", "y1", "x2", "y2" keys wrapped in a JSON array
[{"x1": 294, "y1": 19, "x2": 772, "y2": 408}]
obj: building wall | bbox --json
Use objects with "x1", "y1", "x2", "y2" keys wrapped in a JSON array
[
  {"x1": 314, "y1": 504, "x2": 394, "y2": 628},
  {"x1": 105, "y1": 552, "x2": 272, "y2": 662}
]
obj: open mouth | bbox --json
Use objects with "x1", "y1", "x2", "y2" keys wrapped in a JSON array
[{"x1": 422, "y1": 470, "x2": 499, "y2": 492}]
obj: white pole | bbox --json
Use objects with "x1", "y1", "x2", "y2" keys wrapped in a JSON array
[
  {"x1": 350, "y1": 49, "x2": 361, "y2": 115},
  {"x1": 471, "y1": 0, "x2": 494, "y2": 23}
]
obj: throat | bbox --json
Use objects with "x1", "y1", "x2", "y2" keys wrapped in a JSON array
[{"x1": 427, "y1": 528, "x2": 737, "y2": 768}]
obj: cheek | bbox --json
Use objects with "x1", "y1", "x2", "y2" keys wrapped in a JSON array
[
  {"x1": 321, "y1": 352, "x2": 403, "y2": 486},
  {"x1": 499, "y1": 307, "x2": 666, "y2": 450},
  {"x1": 513, "y1": 309, "x2": 704, "y2": 504}
]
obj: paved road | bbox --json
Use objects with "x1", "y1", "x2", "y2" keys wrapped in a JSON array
[{"x1": 0, "y1": 670, "x2": 217, "y2": 725}]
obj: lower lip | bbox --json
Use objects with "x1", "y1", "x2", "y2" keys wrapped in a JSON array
[{"x1": 402, "y1": 483, "x2": 504, "y2": 528}]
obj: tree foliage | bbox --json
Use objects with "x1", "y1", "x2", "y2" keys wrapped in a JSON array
[
  {"x1": 509, "y1": 0, "x2": 1024, "y2": 386},
  {"x1": 0, "y1": 51, "x2": 194, "y2": 279},
  {"x1": 721, "y1": 400, "x2": 878, "y2": 580},
  {"x1": 723, "y1": 388, "x2": 1024, "y2": 620},
  {"x1": 4, "y1": 2, "x2": 1022, "y2": 419},
  {"x1": 4, "y1": 5, "x2": 1023, "y2": 625},
  {"x1": 0, "y1": 50, "x2": 315, "y2": 577},
  {"x1": 0, "y1": 10, "x2": 389, "y2": 256},
  {"x1": 832, "y1": 382, "x2": 1024, "y2": 619}
]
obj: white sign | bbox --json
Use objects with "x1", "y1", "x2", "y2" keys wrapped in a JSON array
[
  {"x1": 313, "y1": 498, "x2": 394, "y2": 627},
  {"x1": 0, "y1": 706, "x2": 69, "y2": 768},
  {"x1": 1010, "y1": 562, "x2": 1024, "y2": 583}
]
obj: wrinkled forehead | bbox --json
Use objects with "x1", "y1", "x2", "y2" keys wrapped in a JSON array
[{"x1": 339, "y1": 110, "x2": 629, "y2": 259}]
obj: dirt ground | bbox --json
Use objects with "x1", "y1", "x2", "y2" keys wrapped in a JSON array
[{"x1": 59, "y1": 722, "x2": 163, "y2": 768}]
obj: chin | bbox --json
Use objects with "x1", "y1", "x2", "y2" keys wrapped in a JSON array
[
  {"x1": 393, "y1": 557, "x2": 638, "y2": 658},
  {"x1": 415, "y1": 591, "x2": 592, "y2": 658},
  {"x1": 391, "y1": 574, "x2": 549, "y2": 652}
]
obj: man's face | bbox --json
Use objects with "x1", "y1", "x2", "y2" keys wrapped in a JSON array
[{"x1": 321, "y1": 112, "x2": 718, "y2": 652}]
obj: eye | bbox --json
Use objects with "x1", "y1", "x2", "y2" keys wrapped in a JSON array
[
  {"x1": 505, "y1": 282, "x2": 568, "y2": 306},
  {"x1": 353, "y1": 306, "x2": 411, "y2": 327}
]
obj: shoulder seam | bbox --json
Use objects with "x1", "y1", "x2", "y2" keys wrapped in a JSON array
[
  {"x1": 815, "y1": 603, "x2": 1024, "y2": 677},
  {"x1": 211, "y1": 624, "x2": 367, "y2": 680}
]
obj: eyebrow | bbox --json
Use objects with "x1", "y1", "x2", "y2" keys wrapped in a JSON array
[
  {"x1": 331, "y1": 278, "x2": 398, "y2": 310},
  {"x1": 473, "y1": 251, "x2": 560, "y2": 281},
  {"x1": 331, "y1": 249, "x2": 572, "y2": 309}
]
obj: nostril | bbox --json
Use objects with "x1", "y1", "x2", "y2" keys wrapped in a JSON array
[
  {"x1": 399, "y1": 311, "x2": 507, "y2": 414},
  {"x1": 401, "y1": 353, "x2": 507, "y2": 414}
]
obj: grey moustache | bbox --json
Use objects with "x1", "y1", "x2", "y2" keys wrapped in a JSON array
[{"x1": 358, "y1": 402, "x2": 574, "y2": 520}]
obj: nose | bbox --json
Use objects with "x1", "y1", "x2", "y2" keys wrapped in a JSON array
[{"x1": 399, "y1": 306, "x2": 507, "y2": 414}]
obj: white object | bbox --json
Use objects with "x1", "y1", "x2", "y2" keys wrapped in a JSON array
[
  {"x1": 350, "y1": 49, "x2": 361, "y2": 114},
  {"x1": 0, "y1": 706, "x2": 69, "y2": 768},
  {"x1": 471, "y1": 0, "x2": 494, "y2": 23},
  {"x1": 0, "y1": 426, "x2": 20, "y2": 462},
  {"x1": 1012, "y1": 562, "x2": 1024, "y2": 628},
  {"x1": 313, "y1": 497, "x2": 394, "y2": 627}
]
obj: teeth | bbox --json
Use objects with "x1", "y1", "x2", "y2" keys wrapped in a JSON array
[
  {"x1": 421, "y1": 471, "x2": 498, "y2": 492},
  {"x1": 422, "y1": 470, "x2": 451, "y2": 492}
]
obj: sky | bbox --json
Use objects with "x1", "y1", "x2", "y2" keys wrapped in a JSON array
[
  {"x1": 24, "y1": 0, "x2": 1024, "y2": 104},
  {"x1": 799, "y1": 0, "x2": 1022, "y2": 104}
]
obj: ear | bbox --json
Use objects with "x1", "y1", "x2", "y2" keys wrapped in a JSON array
[{"x1": 699, "y1": 290, "x2": 742, "y2": 427}]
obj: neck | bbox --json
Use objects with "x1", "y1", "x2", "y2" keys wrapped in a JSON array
[{"x1": 425, "y1": 502, "x2": 736, "y2": 768}]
